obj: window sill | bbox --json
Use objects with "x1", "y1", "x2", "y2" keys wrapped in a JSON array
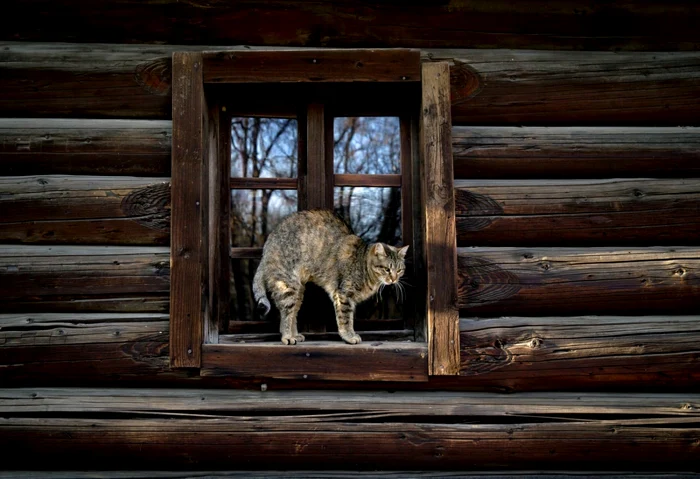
[{"x1": 200, "y1": 341, "x2": 428, "y2": 382}]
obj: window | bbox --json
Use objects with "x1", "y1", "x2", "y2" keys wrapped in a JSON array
[{"x1": 170, "y1": 50, "x2": 459, "y2": 380}]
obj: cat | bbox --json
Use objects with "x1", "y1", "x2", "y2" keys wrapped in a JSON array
[{"x1": 253, "y1": 209, "x2": 409, "y2": 345}]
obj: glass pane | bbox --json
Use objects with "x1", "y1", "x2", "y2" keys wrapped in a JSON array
[
  {"x1": 230, "y1": 258, "x2": 261, "y2": 323},
  {"x1": 231, "y1": 117, "x2": 298, "y2": 178},
  {"x1": 231, "y1": 189, "x2": 298, "y2": 247},
  {"x1": 333, "y1": 117, "x2": 400, "y2": 174},
  {"x1": 334, "y1": 186, "x2": 401, "y2": 245}
]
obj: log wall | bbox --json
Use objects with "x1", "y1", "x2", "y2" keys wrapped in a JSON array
[{"x1": 1, "y1": 31, "x2": 700, "y2": 471}]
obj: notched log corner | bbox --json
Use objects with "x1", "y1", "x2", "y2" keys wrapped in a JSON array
[
  {"x1": 458, "y1": 256, "x2": 521, "y2": 307},
  {"x1": 450, "y1": 60, "x2": 483, "y2": 105},
  {"x1": 134, "y1": 57, "x2": 173, "y2": 96},
  {"x1": 121, "y1": 182, "x2": 171, "y2": 231}
]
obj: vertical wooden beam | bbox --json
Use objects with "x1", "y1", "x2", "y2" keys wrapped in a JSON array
[
  {"x1": 400, "y1": 116, "x2": 414, "y2": 249},
  {"x1": 306, "y1": 103, "x2": 333, "y2": 210},
  {"x1": 170, "y1": 52, "x2": 204, "y2": 368},
  {"x1": 411, "y1": 114, "x2": 427, "y2": 343},
  {"x1": 420, "y1": 62, "x2": 460, "y2": 375},
  {"x1": 216, "y1": 107, "x2": 232, "y2": 335}
]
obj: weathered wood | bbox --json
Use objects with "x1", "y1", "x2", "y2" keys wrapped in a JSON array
[
  {"x1": 4, "y1": 2, "x2": 700, "y2": 51},
  {"x1": 0, "y1": 246, "x2": 170, "y2": 312},
  {"x1": 452, "y1": 127, "x2": 700, "y2": 179},
  {"x1": 203, "y1": 49, "x2": 421, "y2": 83},
  {"x1": 170, "y1": 52, "x2": 204, "y2": 368},
  {"x1": 0, "y1": 175, "x2": 170, "y2": 245},
  {"x1": 0, "y1": 474, "x2": 696, "y2": 479},
  {"x1": 0, "y1": 119, "x2": 171, "y2": 176},
  {"x1": 229, "y1": 177, "x2": 297, "y2": 189},
  {"x1": 459, "y1": 316, "x2": 700, "y2": 391},
  {"x1": 0, "y1": 416, "x2": 697, "y2": 469},
  {"x1": 2, "y1": 313, "x2": 700, "y2": 391},
  {"x1": 431, "y1": 50, "x2": 700, "y2": 126},
  {"x1": 215, "y1": 109, "x2": 231, "y2": 335},
  {"x1": 458, "y1": 247, "x2": 700, "y2": 316},
  {"x1": 0, "y1": 313, "x2": 169, "y2": 347},
  {"x1": 334, "y1": 174, "x2": 402, "y2": 188},
  {"x1": 4, "y1": 44, "x2": 700, "y2": 125},
  {"x1": 219, "y1": 330, "x2": 415, "y2": 344},
  {"x1": 454, "y1": 178, "x2": 700, "y2": 246},
  {"x1": 201, "y1": 342, "x2": 428, "y2": 382},
  {"x1": 420, "y1": 62, "x2": 460, "y2": 376}
]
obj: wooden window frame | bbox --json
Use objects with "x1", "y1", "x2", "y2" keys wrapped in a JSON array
[{"x1": 170, "y1": 49, "x2": 460, "y2": 380}]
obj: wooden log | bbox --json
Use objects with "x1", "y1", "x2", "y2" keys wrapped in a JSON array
[
  {"x1": 0, "y1": 414, "x2": 697, "y2": 469},
  {"x1": 0, "y1": 119, "x2": 171, "y2": 176},
  {"x1": 5, "y1": 44, "x2": 700, "y2": 126},
  {"x1": 459, "y1": 316, "x2": 700, "y2": 391},
  {"x1": 0, "y1": 474, "x2": 696, "y2": 479},
  {"x1": 0, "y1": 245, "x2": 170, "y2": 312},
  {"x1": 203, "y1": 49, "x2": 421, "y2": 83},
  {"x1": 201, "y1": 342, "x2": 428, "y2": 382},
  {"x1": 0, "y1": 175, "x2": 170, "y2": 245},
  {"x1": 3, "y1": 2, "x2": 700, "y2": 51},
  {"x1": 430, "y1": 50, "x2": 700, "y2": 126},
  {"x1": 2, "y1": 314, "x2": 700, "y2": 392},
  {"x1": 457, "y1": 247, "x2": 700, "y2": 316},
  {"x1": 452, "y1": 127, "x2": 700, "y2": 179},
  {"x1": 454, "y1": 178, "x2": 700, "y2": 246},
  {"x1": 0, "y1": 313, "x2": 169, "y2": 347},
  {"x1": 420, "y1": 62, "x2": 460, "y2": 376}
]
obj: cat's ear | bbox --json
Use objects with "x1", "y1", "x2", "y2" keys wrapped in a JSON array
[
  {"x1": 371, "y1": 243, "x2": 387, "y2": 257},
  {"x1": 398, "y1": 245, "x2": 409, "y2": 258}
]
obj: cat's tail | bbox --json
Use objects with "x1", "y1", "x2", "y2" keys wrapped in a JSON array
[{"x1": 252, "y1": 265, "x2": 271, "y2": 317}]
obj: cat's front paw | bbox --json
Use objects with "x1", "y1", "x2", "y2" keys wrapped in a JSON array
[
  {"x1": 281, "y1": 335, "x2": 299, "y2": 345},
  {"x1": 340, "y1": 332, "x2": 362, "y2": 345}
]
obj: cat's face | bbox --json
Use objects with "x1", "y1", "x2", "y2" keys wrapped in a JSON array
[{"x1": 369, "y1": 243, "x2": 409, "y2": 285}]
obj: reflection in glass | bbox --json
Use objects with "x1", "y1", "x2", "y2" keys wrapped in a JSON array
[
  {"x1": 334, "y1": 186, "x2": 401, "y2": 245},
  {"x1": 333, "y1": 117, "x2": 400, "y2": 175},
  {"x1": 231, "y1": 117, "x2": 298, "y2": 178},
  {"x1": 231, "y1": 189, "x2": 298, "y2": 248}
]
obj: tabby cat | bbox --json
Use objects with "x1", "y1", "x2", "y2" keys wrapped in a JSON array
[{"x1": 253, "y1": 209, "x2": 409, "y2": 345}]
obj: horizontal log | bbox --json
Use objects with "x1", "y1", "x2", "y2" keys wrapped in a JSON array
[
  {"x1": 0, "y1": 176, "x2": 170, "y2": 245},
  {"x1": 0, "y1": 246, "x2": 170, "y2": 313},
  {"x1": 203, "y1": 49, "x2": 421, "y2": 83},
  {"x1": 0, "y1": 313, "x2": 169, "y2": 347},
  {"x1": 434, "y1": 50, "x2": 700, "y2": 126},
  {"x1": 452, "y1": 126, "x2": 700, "y2": 179},
  {"x1": 3, "y1": 2, "x2": 700, "y2": 51},
  {"x1": 201, "y1": 342, "x2": 428, "y2": 382},
  {"x1": 2, "y1": 474, "x2": 698, "y2": 479},
  {"x1": 455, "y1": 178, "x2": 700, "y2": 246},
  {"x1": 5, "y1": 44, "x2": 700, "y2": 126},
  {"x1": 458, "y1": 247, "x2": 700, "y2": 316},
  {"x1": 459, "y1": 316, "x2": 700, "y2": 391},
  {"x1": 0, "y1": 389, "x2": 698, "y2": 469},
  {"x1": 2, "y1": 314, "x2": 699, "y2": 391},
  {"x1": 0, "y1": 119, "x2": 171, "y2": 176}
]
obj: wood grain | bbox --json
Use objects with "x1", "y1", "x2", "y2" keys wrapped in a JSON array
[
  {"x1": 431, "y1": 50, "x2": 700, "y2": 126},
  {"x1": 454, "y1": 178, "x2": 700, "y2": 246},
  {"x1": 420, "y1": 62, "x2": 460, "y2": 376},
  {"x1": 0, "y1": 175, "x2": 170, "y2": 245},
  {"x1": 0, "y1": 119, "x2": 171, "y2": 176},
  {"x1": 0, "y1": 409, "x2": 697, "y2": 469},
  {"x1": 4, "y1": 1, "x2": 700, "y2": 51},
  {"x1": 201, "y1": 342, "x2": 428, "y2": 382},
  {"x1": 458, "y1": 247, "x2": 700, "y2": 316},
  {"x1": 203, "y1": 49, "x2": 421, "y2": 83},
  {"x1": 452, "y1": 126, "x2": 700, "y2": 179},
  {"x1": 0, "y1": 245, "x2": 170, "y2": 312},
  {"x1": 459, "y1": 316, "x2": 700, "y2": 391},
  {"x1": 2, "y1": 313, "x2": 700, "y2": 391},
  {"x1": 334, "y1": 174, "x2": 401, "y2": 188},
  {"x1": 169, "y1": 52, "x2": 204, "y2": 368}
]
